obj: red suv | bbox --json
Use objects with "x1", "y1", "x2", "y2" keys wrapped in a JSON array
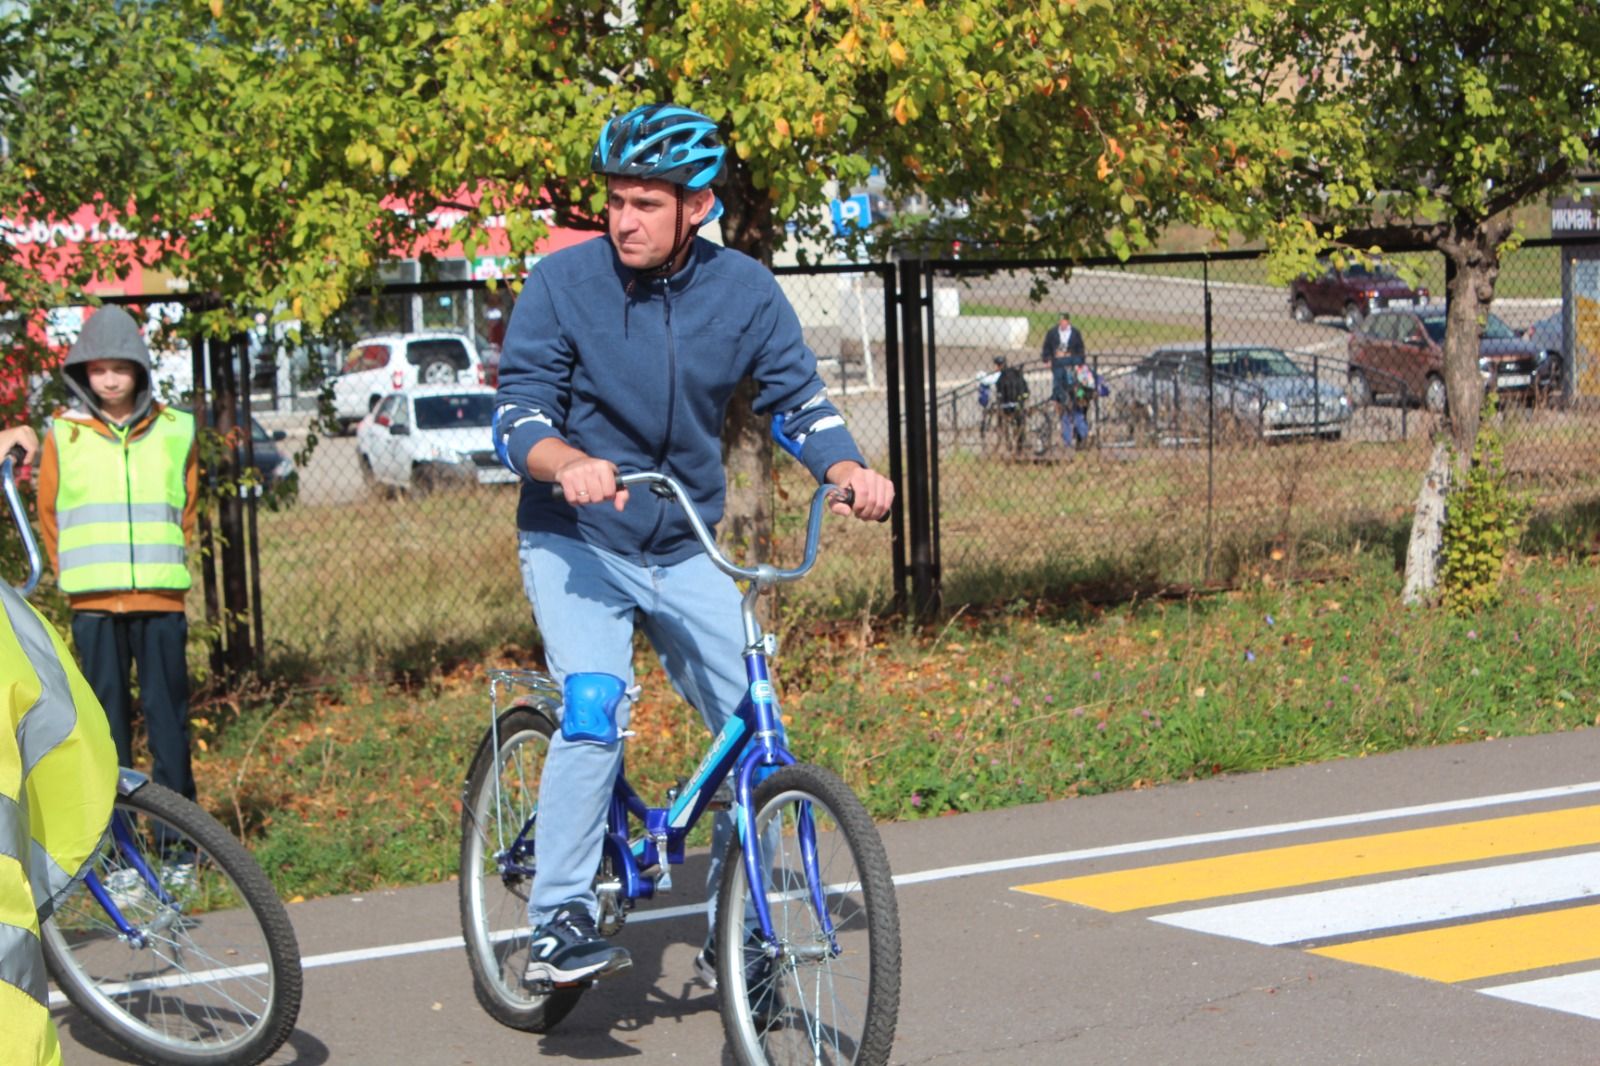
[
  {"x1": 1289, "y1": 260, "x2": 1430, "y2": 330},
  {"x1": 1346, "y1": 307, "x2": 1558, "y2": 411}
]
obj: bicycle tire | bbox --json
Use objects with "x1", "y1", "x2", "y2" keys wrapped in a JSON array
[
  {"x1": 716, "y1": 762, "x2": 901, "y2": 1066},
  {"x1": 458, "y1": 705, "x2": 585, "y2": 1031},
  {"x1": 40, "y1": 781, "x2": 302, "y2": 1066},
  {"x1": 1029, "y1": 406, "x2": 1056, "y2": 457}
]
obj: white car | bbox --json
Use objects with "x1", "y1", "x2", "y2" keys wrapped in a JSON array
[
  {"x1": 332, "y1": 332, "x2": 486, "y2": 429},
  {"x1": 355, "y1": 386, "x2": 516, "y2": 493}
]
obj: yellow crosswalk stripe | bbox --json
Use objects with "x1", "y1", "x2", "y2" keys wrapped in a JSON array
[
  {"x1": 1016, "y1": 804, "x2": 1600, "y2": 913},
  {"x1": 1312, "y1": 903, "x2": 1600, "y2": 982}
]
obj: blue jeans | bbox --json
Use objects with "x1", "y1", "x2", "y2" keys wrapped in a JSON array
[
  {"x1": 517, "y1": 531, "x2": 748, "y2": 935},
  {"x1": 1061, "y1": 406, "x2": 1089, "y2": 447}
]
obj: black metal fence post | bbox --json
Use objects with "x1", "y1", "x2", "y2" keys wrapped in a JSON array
[
  {"x1": 880, "y1": 264, "x2": 908, "y2": 617},
  {"x1": 190, "y1": 331, "x2": 223, "y2": 680},
  {"x1": 236, "y1": 332, "x2": 264, "y2": 666},
  {"x1": 922, "y1": 265, "x2": 944, "y2": 617},
  {"x1": 209, "y1": 335, "x2": 251, "y2": 678},
  {"x1": 897, "y1": 258, "x2": 937, "y2": 619},
  {"x1": 1203, "y1": 263, "x2": 1215, "y2": 584}
]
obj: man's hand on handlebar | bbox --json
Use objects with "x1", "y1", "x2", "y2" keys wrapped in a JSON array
[
  {"x1": 556, "y1": 455, "x2": 629, "y2": 512},
  {"x1": 824, "y1": 461, "x2": 893, "y2": 522},
  {"x1": 525, "y1": 438, "x2": 629, "y2": 511},
  {"x1": 0, "y1": 425, "x2": 39, "y2": 467}
]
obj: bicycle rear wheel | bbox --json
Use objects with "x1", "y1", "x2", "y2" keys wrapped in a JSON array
[
  {"x1": 459, "y1": 705, "x2": 585, "y2": 1031},
  {"x1": 716, "y1": 762, "x2": 900, "y2": 1066},
  {"x1": 41, "y1": 781, "x2": 301, "y2": 1066}
]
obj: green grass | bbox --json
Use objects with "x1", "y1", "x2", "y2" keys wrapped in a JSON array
[
  {"x1": 188, "y1": 551, "x2": 1600, "y2": 901},
  {"x1": 236, "y1": 407, "x2": 1600, "y2": 683}
]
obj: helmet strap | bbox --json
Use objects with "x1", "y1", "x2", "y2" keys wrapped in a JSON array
[{"x1": 635, "y1": 185, "x2": 696, "y2": 282}]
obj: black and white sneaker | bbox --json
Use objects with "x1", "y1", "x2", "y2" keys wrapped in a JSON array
[{"x1": 523, "y1": 904, "x2": 632, "y2": 989}]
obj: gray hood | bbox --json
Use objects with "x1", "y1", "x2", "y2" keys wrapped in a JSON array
[{"x1": 63, "y1": 306, "x2": 153, "y2": 424}]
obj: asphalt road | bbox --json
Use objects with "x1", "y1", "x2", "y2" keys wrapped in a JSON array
[{"x1": 55, "y1": 727, "x2": 1600, "y2": 1066}]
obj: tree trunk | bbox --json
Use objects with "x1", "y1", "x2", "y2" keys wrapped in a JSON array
[
  {"x1": 1401, "y1": 441, "x2": 1452, "y2": 606},
  {"x1": 715, "y1": 165, "x2": 780, "y2": 568},
  {"x1": 1405, "y1": 214, "x2": 1511, "y2": 602}
]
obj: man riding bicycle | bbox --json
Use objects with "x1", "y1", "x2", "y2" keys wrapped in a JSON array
[{"x1": 492, "y1": 103, "x2": 893, "y2": 989}]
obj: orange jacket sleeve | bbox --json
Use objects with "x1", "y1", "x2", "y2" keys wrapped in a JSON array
[
  {"x1": 183, "y1": 438, "x2": 199, "y2": 548},
  {"x1": 36, "y1": 427, "x2": 60, "y2": 576}
]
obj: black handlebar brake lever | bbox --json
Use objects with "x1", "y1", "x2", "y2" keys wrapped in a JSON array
[{"x1": 832, "y1": 484, "x2": 891, "y2": 523}]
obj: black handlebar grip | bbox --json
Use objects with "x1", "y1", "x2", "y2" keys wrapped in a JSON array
[{"x1": 4, "y1": 444, "x2": 23, "y2": 466}]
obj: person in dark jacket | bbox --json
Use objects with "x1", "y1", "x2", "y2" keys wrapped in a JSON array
[
  {"x1": 1041, "y1": 312, "x2": 1091, "y2": 449},
  {"x1": 492, "y1": 104, "x2": 893, "y2": 989}
]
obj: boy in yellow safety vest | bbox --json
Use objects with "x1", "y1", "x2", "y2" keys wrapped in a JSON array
[
  {"x1": 1, "y1": 422, "x2": 119, "y2": 1066},
  {"x1": 36, "y1": 306, "x2": 200, "y2": 801}
]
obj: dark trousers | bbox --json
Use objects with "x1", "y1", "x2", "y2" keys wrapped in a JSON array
[{"x1": 72, "y1": 610, "x2": 195, "y2": 800}]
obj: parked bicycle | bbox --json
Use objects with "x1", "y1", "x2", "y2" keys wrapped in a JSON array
[
  {"x1": 4, "y1": 446, "x2": 302, "y2": 1066},
  {"x1": 459, "y1": 469, "x2": 901, "y2": 1065}
]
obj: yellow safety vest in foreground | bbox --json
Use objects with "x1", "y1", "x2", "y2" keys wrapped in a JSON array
[
  {"x1": 54, "y1": 408, "x2": 193, "y2": 595},
  {"x1": 1, "y1": 582, "x2": 118, "y2": 1066}
]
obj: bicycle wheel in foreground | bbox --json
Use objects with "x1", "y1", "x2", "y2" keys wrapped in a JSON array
[
  {"x1": 41, "y1": 781, "x2": 302, "y2": 1066},
  {"x1": 459, "y1": 705, "x2": 585, "y2": 1031},
  {"x1": 716, "y1": 762, "x2": 901, "y2": 1066}
]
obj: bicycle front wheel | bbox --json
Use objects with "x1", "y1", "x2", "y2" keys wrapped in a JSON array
[
  {"x1": 716, "y1": 762, "x2": 901, "y2": 1066},
  {"x1": 458, "y1": 705, "x2": 585, "y2": 1031},
  {"x1": 41, "y1": 781, "x2": 302, "y2": 1066}
]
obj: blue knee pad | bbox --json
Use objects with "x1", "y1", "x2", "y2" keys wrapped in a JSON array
[{"x1": 561, "y1": 672, "x2": 627, "y2": 745}]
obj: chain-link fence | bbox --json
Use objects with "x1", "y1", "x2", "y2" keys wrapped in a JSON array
[
  {"x1": 32, "y1": 239, "x2": 1599, "y2": 678},
  {"x1": 911, "y1": 241, "x2": 1600, "y2": 610}
]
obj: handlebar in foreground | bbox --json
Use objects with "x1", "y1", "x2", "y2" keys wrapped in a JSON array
[
  {"x1": 2, "y1": 447, "x2": 43, "y2": 596},
  {"x1": 552, "y1": 471, "x2": 847, "y2": 587}
]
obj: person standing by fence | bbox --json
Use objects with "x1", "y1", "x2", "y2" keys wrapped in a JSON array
[
  {"x1": 1042, "y1": 311, "x2": 1091, "y2": 450},
  {"x1": 36, "y1": 306, "x2": 200, "y2": 803}
]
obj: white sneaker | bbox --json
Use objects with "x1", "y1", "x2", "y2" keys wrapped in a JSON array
[{"x1": 694, "y1": 946, "x2": 717, "y2": 990}]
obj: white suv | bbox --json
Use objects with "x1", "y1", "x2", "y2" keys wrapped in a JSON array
[{"x1": 331, "y1": 332, "x2": 485, "y2": 429}]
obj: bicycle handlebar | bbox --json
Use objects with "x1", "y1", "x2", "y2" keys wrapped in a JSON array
[
  {"x1": 3, "y1": 445, "x2": 43, "y2": 596},
  {"x1": 553, "y1": 471, "x2": 847, "y2": 587}
]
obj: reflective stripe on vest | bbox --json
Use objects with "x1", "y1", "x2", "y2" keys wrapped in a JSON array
[
  {"x1": 54, "y1": 410, "x2": 192, "y2": 594},
  {"x1": 0, "y1": 790, "x2": 47, "y2": 1008},
  {"x1": 0, "y1": 920, "x2": 47, "y2": 1007}
]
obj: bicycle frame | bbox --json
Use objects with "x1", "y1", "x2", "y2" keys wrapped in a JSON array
[{"x1": 483, "y1": 475, "x2": 846, "y2": 954}]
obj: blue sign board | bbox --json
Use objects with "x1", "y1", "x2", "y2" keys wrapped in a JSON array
[{"x1": 830, "y1": 194, "x2": 873, "y2": 236}]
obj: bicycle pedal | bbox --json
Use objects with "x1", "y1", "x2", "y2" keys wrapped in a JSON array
[{"x1": 525, "y1": 977, "x2": 595, "y2": 994}]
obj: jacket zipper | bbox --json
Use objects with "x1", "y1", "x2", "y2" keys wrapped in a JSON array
[{"x1": 640, "y1": 282, "x2": 679, "y2": 557}]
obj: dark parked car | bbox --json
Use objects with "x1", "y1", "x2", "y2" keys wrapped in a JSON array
[
  {"x1": 238, "y1": 413, "x2": 295, "y2": 493},
  {"x1": 1118, "y1": 344, "x2": 1350, "y2": 442},
  {"x1": 1290, "y1": 260, "x2": 1430, "y2": 330},
  {"x1": 1346, "y1": 308, "x2": 1561, "y2": 411}
]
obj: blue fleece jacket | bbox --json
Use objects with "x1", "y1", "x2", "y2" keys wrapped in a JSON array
[{"x1": 494, "y1": 234, "x2": 866, "y2": 565}]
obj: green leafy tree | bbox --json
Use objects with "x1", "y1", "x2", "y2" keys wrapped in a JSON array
[
  {"x1": 7, "y1": 0, "x2": 1264, "y2": 569},
  {"x1": 0, "y1": 2, "x2": 158, "y2": 422},
  {"x1": 436, "y1": 0, "x2": 1252, "y2": 547},
  {"x1": 1220, "y1": 2, "x2": 1600, "y2": 456}
]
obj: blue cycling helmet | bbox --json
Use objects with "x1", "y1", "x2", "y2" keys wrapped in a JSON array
[{"x1": 591, "y1": 104, "x2": 725, "y2": 190}]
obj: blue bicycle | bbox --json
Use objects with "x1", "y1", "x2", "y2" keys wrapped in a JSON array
[{"x1": 458, "y1": 471, "x2": 901, "y2": 1065}]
